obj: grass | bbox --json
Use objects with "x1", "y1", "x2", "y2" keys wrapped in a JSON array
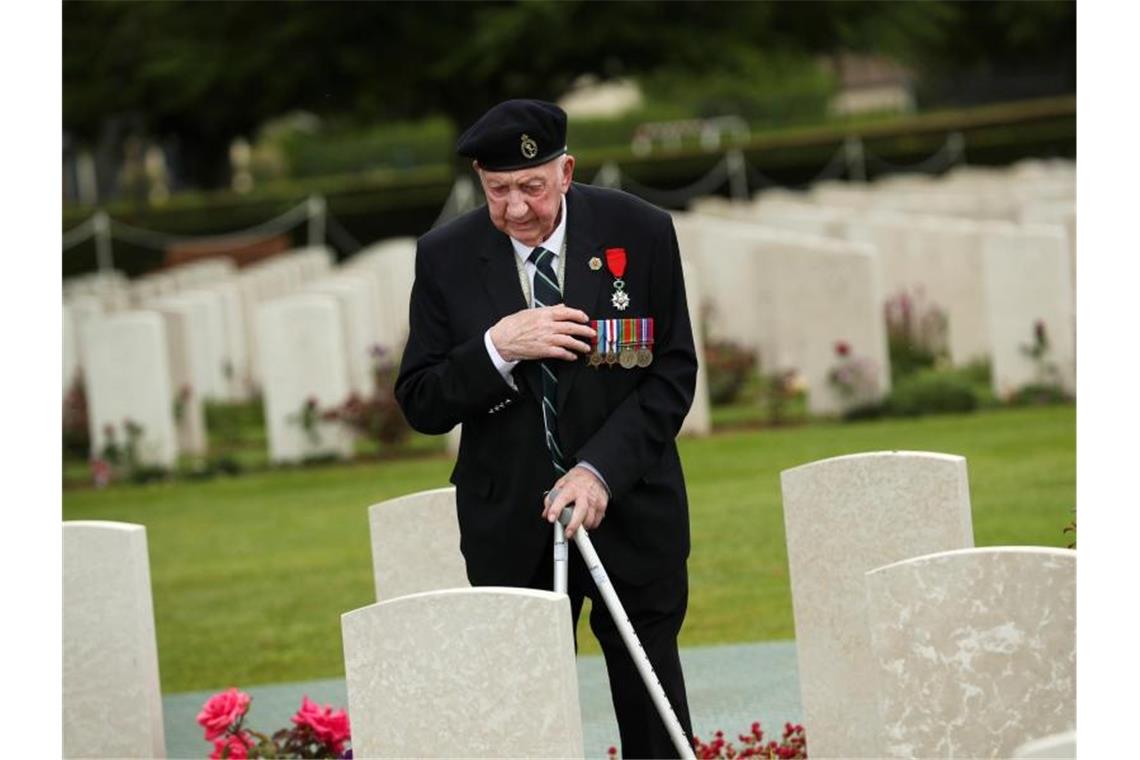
[{"x1": 61, "y1": 404, "x2": 1075, "y2": 693}]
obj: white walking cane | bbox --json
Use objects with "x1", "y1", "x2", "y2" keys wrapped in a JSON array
[{"x1": 551, "y1": 500, "x2": 695, "y2": 760}]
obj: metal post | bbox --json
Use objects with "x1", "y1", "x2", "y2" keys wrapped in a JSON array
[
  {"x1": 307, "y1": 195, "x2": 327, "y2": 248},
  {"x1": 726, "y1": 149, "x2": 748, "y2": 202},
  {"x1": 947, "y1": 131, "x2": 966, "y2": 167},
  {"x1": 592, "y1": 161, "x2": 622, "y2": 190},
  {"x1": 93, "y1": 210, "x2": 113, "y2": 272},
  {"x1": 845, "y1": 136, "x2": 866, "y2": 183}
]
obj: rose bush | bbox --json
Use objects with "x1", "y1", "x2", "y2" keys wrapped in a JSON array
[
  {"x1": 196, "y1": 688, "x2": 350, "y2": 759},
  {"x1": 197, "y1": 688, "x2": 252, "y2": 741}
]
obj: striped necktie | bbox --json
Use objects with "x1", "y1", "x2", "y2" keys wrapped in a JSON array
[{"x1": 528, "y1": 246, "x2": 567, "y2": 476}]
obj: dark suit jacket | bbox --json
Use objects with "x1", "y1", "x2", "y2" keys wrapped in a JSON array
[{"x1": 395, "y1": 182, "x2": 696, "y2": 587}]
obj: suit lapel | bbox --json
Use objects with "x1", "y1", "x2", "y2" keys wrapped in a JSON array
[
  {"x1": 479, "y1": 221, "x2": 542, "y2": 401},
  {"x1": 558, "y1": 185, "x2": 605, "y2": 412}
]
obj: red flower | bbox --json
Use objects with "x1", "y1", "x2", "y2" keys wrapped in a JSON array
[
  {"x1": 292, "y1": 695, "x2": 351, "y2": 753},
  {"x1": 835, "y1": 340, "x2": 851, "y2": 357},
  {"x1": 209, "y1": 731, "x2": 252, "y2": 759},
  {"x1": 197, "y1": 688, "x2": 251, "y2": 741}
]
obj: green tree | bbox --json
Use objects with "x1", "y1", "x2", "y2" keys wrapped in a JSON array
[{"x1": 63, "y1": 0, "x2": 1074, "y2": 192}]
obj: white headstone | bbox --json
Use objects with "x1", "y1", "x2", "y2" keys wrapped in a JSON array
[
  {"x1": 65, "y1": 293, "x2": 105, "y2": 376},
  {"x1": 780, "y1": 451, "x2": 974, "y2": 759},
  {"x1": 445, "y1": 424, "x2": 461, "y2": 457},
  {"x1": 148, "y1": 292, "x2": 234, "y2": 402},
  {"x1": 63, "y1": 521, "x2": 165, "y2": 758},
  {"x1": 342, "y1": 588, "x2": 583, "y2": 758},
  {"x1": 982, "y1": 223, "x2": 1075, "y2": 397},
  {"x1": 256, "y1": 293, "x2": 354, "y2": 463},
  {"x1": 157, "y1": 309, "x2": 208, "y2": 456},
  {"x1": 866, "y1": 547, "x2": 1076, "y2": 758},
  {"x1": 63, "y1": 304, "x2": 79, "y2": 394},
  {"x1": 351, "y1": 237, "x2": 418, "y2": 352},
  {"x1": 694, "y1": 218, "x2": 891, "y2": 415},
  {"x1": 679, "y1": 261, "x2": 711, "y2": 436},
  {"x1": 83, "y1": 311, "x2": 179, "y2": 468},
  {"x1": 368, "y1": 487, "x2": 469, "y2": 601},
  {"x1": 306, "y1": 274, "x2": 382, "y2": 396},
  {"x1": 195, "y1": 282, "x2": 251, "y2": 400},
  {"x1": 843, "y1": 213, "x2": 991, "y2": 366}
]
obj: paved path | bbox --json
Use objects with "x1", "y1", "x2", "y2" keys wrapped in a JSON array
[{"x1": 163, "y1": 640, "x2": 802, "y2": 759}]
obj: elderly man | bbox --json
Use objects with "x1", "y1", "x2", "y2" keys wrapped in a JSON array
[{"x1": 396, "y1": 99, "x2": 697, "y2": 757}]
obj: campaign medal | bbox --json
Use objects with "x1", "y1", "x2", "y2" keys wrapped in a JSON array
[
  {"x1": 605, "y1": 247, "x2": 630, "y2": 311},
  {"x1": 605, "y1": 319, "x2": 619, "y2": 364},
  {"x1": 636, "y1": 316, "x2": 654, "y2": 367}
]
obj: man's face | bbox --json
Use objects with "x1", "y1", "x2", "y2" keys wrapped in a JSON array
[{"x1": 477, "y1": 155, "x2": 575, "y2": 247}]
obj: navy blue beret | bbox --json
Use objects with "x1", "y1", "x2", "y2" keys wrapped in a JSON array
[{"x1": 456, "y1": 99, "x2": 568, "y2": 171}]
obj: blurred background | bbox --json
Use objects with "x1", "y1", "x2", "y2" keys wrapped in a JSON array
[{"x1": 62, "y1": 0, "x2": 1075, "y2": 277}]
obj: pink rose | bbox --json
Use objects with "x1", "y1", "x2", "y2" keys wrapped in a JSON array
[
  {"x1": 292, "y1": 695, "x2": 351, "y2": 752},
  {"x1": 197, "y1": 688, "x2": 251, "y2": 741},
  {"x1": 209, "y1": 730, "x2": 252, "y2": 759}
]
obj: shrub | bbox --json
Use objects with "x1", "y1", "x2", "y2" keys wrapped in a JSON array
[
  {"x1": 62, "y1": 374, "x2": 90, "y2": 459},
  {"x1": 827, "y1": 340, "x2": 882, "y2": 410},
  {"x1": 329, "y1": 345, "x2": 411, "y2": 446},
  {"x1": 884, "y1": 289, "x2": 949, "y2": 383},
  {"x1": 885, "y1": 369, "x2": 979, "y2": 417},
  {"x1": 704, "y1": 339, "x2": 758, "y2": 406}
]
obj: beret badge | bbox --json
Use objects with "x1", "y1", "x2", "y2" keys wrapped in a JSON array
[{"x1": 520, "y1": 133, "x2": 538, "y2": 159}]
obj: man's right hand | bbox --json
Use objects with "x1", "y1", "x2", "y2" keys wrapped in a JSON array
[{"x1": 489, "y1": 305, "x2": 596, "y2": 362}]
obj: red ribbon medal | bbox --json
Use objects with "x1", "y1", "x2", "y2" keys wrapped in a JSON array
[{"x1": 604, "y1": 247, "x2": 630, "y2": 310}]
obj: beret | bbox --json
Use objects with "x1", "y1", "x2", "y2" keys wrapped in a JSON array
[{"x1": 456, "y1": 99, "x2": 568, "y2": 171}]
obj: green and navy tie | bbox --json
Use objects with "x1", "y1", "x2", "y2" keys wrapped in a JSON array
[{"x1": 528, "y1": 246, "x2": 567, "y2": 476}]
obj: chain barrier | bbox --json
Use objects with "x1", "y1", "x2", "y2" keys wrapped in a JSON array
[
  {"x1": 325, "y1": 211, "x2": 363, "y2": 255},
  {"x1": 61, "y1": 215, "x2": 97, "y2": 251},
  {"x1": 863, "y1": 132, "x2": 965, "y2": 175},
  {"x1": 741, "y1": 142, "x2": 850, "y2": 192},
  {"x1": 106, "y1": 200, "x2": 311, "y2": 250},
  {"x1": 612, "y1": 156, "x2": 733, "y2": 208}
]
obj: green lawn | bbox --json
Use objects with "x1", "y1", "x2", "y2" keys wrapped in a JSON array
[{"x1": 61, "y1": 404, "x2": 1075, "y2": 693}]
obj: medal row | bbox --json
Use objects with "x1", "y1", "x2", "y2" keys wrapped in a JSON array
[{"x1": 588, "y1": 318, "x2": 654, "y2": 369}]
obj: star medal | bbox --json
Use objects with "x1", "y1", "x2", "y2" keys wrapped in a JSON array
[
  {"x1": 605, "y1": 247, "x2": 630, "y2": 311},
  {"x1": 605, "y1": 318, "x2": 619, "y2": 364}
]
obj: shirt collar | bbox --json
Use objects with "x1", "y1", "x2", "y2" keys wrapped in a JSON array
[{"x1": 509, "y1": 194, "x2": 567, "y2": 264}]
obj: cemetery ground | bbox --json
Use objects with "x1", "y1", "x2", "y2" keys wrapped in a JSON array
[{"x1": 61, "y1": 403, "x2": 1074, "y2": 694}]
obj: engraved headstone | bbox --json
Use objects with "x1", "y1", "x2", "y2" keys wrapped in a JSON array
[
  {"x1": 866, "y1": 547, "x2": 1076, "y2": 758},
  {"x1": 368, "y1": 487, "x2": 469, "y2": 601},
  {"x1": 256, "y1": 293, "x2": 354, "y2": 462},
  {"x1": 63, "y1": 521, "x2": 165, "y2": 758},
  {"x1": 780, "y1": 451, "x2": 974, "y2": 758},
  {"x1": 342, "y1": 588, "x2": 583, "y2": 758},
  {"x1": 83, "y1": 311, "x2": 179, "y2": 468}
]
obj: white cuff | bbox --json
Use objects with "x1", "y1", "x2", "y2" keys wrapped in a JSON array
[
  {"x1": 575, "y1": 461, "x2": 612, "y2": 498},
  {"x1": 484, "y1": 329, "x2": 519, "y2": 390}
]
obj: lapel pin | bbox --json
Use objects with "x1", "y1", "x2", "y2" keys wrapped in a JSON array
[{"x1": 588, "y1": 256, "x2": 603, "y2": 271}]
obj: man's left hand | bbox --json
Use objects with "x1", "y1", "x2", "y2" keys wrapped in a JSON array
[{"x1": 543, "y1": 465, "x2": 609, "y2": 539}]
